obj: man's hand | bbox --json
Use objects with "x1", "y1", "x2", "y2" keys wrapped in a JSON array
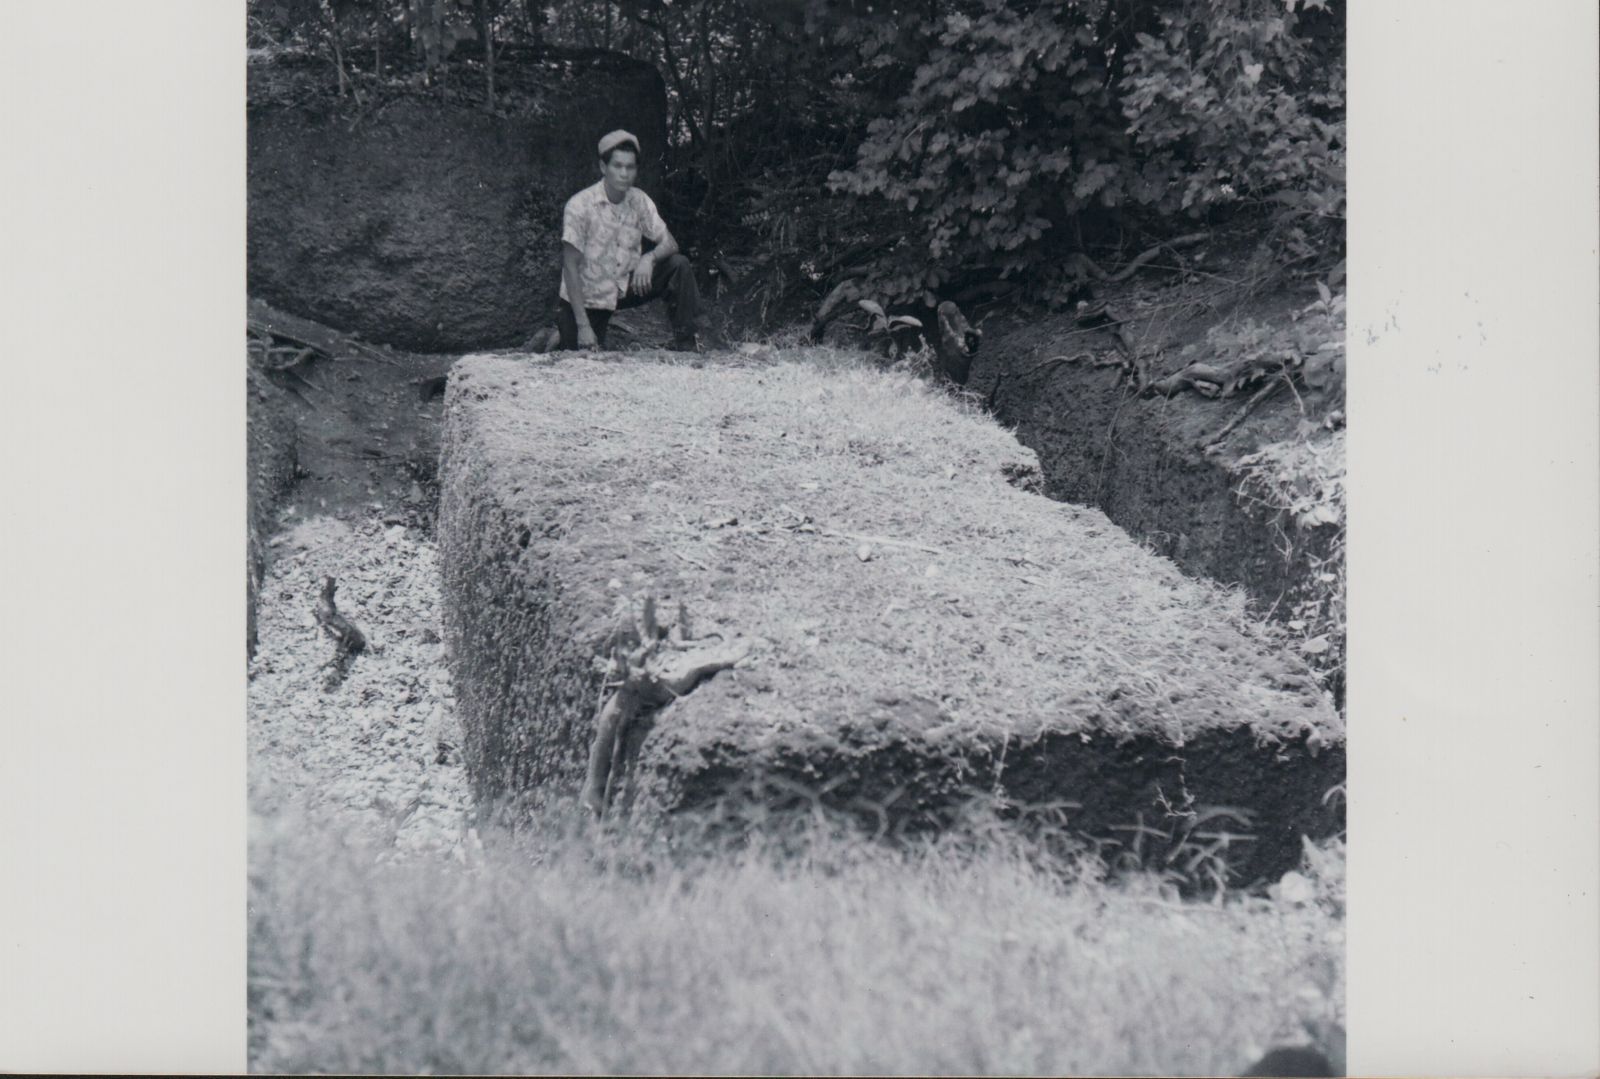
[
  {"x1": 576, "y1": 322, "x2": 599, "y2": 349},
  {"x1": 629, "y1": 251, "x2": 656, "y2": 296}
]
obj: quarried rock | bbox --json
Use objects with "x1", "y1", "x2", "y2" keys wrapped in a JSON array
[{"x1": 438, "y1": 352, "x2": 1343, "y2": 883}]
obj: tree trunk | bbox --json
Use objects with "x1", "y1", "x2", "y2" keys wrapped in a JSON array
[
  {"x1": 486, "y1": 24, "x2": 495, "y2": 109},
  {"x1": 476, "y1": 0, "x2": 496, "y2": 111},
  {"x1": 430, "y1": 0, "x2": 445, "y2": 81},
  {"x1": 697, "y1": 1, "x2": 716, "y2": 216},
  {"x1": 632, "y1": 10, "x2": 706, "y2": 152},
  {"x1": 523, "y1": 0, "x2": 542, "y2": 47},
  {"x1": 332, "y1": 37, "x2": 349, "y2": 97},
  {"x1": 320, "y1": 6, "x2": 351, "y2": 98}
]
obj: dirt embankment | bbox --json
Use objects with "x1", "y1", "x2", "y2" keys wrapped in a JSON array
[
  {"x1": 248, "y1": 50, "x2": 667, "y2": 352},
  {"x1": 970, "y1": 325, "x2": 1327, "y2": 604},
  {"x1": 248, "y1": 366, "x2": 299, "y2": 657},
  {"x1": 437, "y1": 351, "x2": 1343, "y2": 885},
  {"x1": 966, "y1": 272, "x2": 1346, "y2": 699}
]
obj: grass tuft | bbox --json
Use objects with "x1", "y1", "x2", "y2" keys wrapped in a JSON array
[{"x1": 250, "y1": 801, "x2": 1344, "y2": 1075}]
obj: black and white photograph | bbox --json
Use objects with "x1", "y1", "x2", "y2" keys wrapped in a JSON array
[
  {"x1": 2, "y1": 1, "x2": 1596, "y2": 1076},
  {"x1": 242, "y1": 3, "x2": 1349, "y2": 1073}
]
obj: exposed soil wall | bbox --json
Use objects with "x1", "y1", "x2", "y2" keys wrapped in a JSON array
[
  {"x1": 968, "y1": 315, "x2": 1340, "y2": 623},
  {"x1": 247, "y1": 366, "x2": 299, "y2": 658},
  {"x1": 437, "y1": 352, "x2": 1343, "y2": 884},
  {"x1": 663, "y1": 726, "x2": 1341, "y2": 888},
  {"x1": 248, "y1": 52, "x2": 667, "y2": 352}
]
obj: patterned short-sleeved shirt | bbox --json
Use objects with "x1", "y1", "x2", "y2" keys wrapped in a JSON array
[{"x1": 559, "y1": 181, "x2": 669, "y2": 311}]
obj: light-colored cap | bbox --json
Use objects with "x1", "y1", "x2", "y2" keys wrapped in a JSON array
[{"x1": 597, "y1": 129, "x2": 639, "y2": 157}]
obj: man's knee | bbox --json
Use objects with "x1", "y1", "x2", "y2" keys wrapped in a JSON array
[{"x1": 661, "y1": 255, "x2": 698, "y2": 303}]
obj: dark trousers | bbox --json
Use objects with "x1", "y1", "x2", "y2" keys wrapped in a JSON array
[{"x1": 557, "y1": 252, "x2": 700, "y2": 349}]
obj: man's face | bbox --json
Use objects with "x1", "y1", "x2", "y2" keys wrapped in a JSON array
[{"x1": 601, "y1": 149, "x2": 637, "y2": 194}]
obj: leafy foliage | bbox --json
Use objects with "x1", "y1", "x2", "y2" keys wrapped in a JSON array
[
  {"x1": 824, "y1": 1, "x2": 1125, "y2": 305},
  {"x1": 1225, "y1": 285, "x2": 1346, "y2": 700},
  {"x1": 1120, "y1": 3, "x2": 1345, "y2": 262},
  {"x1": 1186, "y1": 278, "x2": 1345, "y2": 410},
  {"x1": 247, "y1": 0, "x2": 1344, "y2": 318},
  {"x1": 825, "y1": 0, "x2": 1344, "y2": 306},
  {"x1": 1235, "y1": 430, "x2": 1345, "y2": 701}
]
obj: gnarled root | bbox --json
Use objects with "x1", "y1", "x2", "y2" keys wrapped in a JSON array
[
  {"x1": 581, "y1": 596, "x2": 752, "y2": 816},
  {"x1": 1202, "y1": 377, "x2": 1287, "y2": 452},
  {"x1": 1143, "y1": 351, "x2": 1303, "y2": 400},
  {"x1": 314, "y1": 575, "x2": 367, "y2": 690}
]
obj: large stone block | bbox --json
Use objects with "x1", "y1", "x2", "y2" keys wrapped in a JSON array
[
  {"x1": 438, "y1": 352, "x2": 1343, "y2": 883},
  {"x1": 248, "y1": 52, "x2": 668, "y2": 352}
]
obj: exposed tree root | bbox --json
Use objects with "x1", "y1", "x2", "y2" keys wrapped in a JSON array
[
  {"x1": 807, "y1": 277, "x2": 867, "y2": 341},
  {"x1": 314, "y1": 575, "x2": 368, "y2": 689},
  {"x1": 934, "y1": 300, "x2": 982, "y2": 384},
  {"x1": 1024, "y1": 349, "x2": 1103, "y2": 378},
  {"x1": 249, "y1": 297, "x2": 400, "y2": 366},
  {"x1": 582, "y1": 595, "x2": 752, "y2": 816},
  {"x1": 1144, "y1": 351, "x2": 1304, "y2": 400},
  {"x1": 1202, "y1": 377, "x2": 1287, "y2": 453},
  {"x1": 1063, "y1": 232, "x2": 1210, "y2": 285}
]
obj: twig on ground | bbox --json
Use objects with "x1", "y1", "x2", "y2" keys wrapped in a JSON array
[
  {"x1": 248, "y1": 298, "x2": 402, "y2": 367},
  {"x1": 1064, "y1": 232, "x2": 1211, "y2": 284},
  {"x1": 1203, "y1": 378, "x2": 1286, "y2": 452},
  {"x1": 1280, "y1": 366, "x2": 1308, "y2": 417},
  {"x1": 1023, "y1": 350, "x2": 1097, "y2": 378},
  {"x1": 324, "y1": 447, "x2": 402, "y2": 460},
  {"x1": 314, "y1": 575, "x2": 367, "y2": 689},
  {"x1": 1145, "y1": 351, "x2": 1302, "y2": 400},
  {"x1": 280, "y1": 366, "x2": 323, "y2": 395},
  {"x1": 1139, "y1": 262, "x2": 1256, "y2": 288},
  {"x1": 817, "y1": 528, "x2": 942, "y2": 556}
]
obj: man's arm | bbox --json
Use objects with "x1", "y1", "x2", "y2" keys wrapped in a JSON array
[
  {"x1": 650, "y1": 226, "x2": 679, "y2": 262},
  {"x1": 630, "y1": 226, "x2": 679, "y2": 294},
  {"x1": 562, "y1": 242, "x2": 598, "y2": 346}
]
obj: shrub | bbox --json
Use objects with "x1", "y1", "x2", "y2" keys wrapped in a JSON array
[
  {"x1": 1120, "y1": 2, "x2": 1345, "y2": 262},
  {"x1": 824, "y1": 0, "x2": 1345, "y2": 306}
]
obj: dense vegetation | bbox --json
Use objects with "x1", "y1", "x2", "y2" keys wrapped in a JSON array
[{"x1": 249, "y1": 0, "x2": 1344, "y2": 316}]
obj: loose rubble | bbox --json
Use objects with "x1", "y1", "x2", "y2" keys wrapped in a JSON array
[{"x1": 248, "y1": 511, "x2": 476, "y2": 861}]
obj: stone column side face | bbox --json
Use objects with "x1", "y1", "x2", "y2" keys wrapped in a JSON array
[{"x1": 437, "y1": 401, "x2": 596, "y2": 817}]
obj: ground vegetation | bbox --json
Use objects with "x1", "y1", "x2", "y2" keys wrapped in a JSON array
[{"x1": 249, "y1": 0, "x2": 1343, "y2": 324}]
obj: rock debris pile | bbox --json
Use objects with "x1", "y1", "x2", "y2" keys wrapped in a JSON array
[{"x1": 248, "y1": 512, "x2": 476, "y2": 861}]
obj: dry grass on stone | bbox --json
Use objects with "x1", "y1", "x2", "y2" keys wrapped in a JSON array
[{"x1": 446, "y1": 349, "x2": 1339, "y2": 774}]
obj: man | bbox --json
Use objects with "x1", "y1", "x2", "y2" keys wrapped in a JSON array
[{"x1": 555, "y1": 129, "x2": 700, "y2": 352}]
